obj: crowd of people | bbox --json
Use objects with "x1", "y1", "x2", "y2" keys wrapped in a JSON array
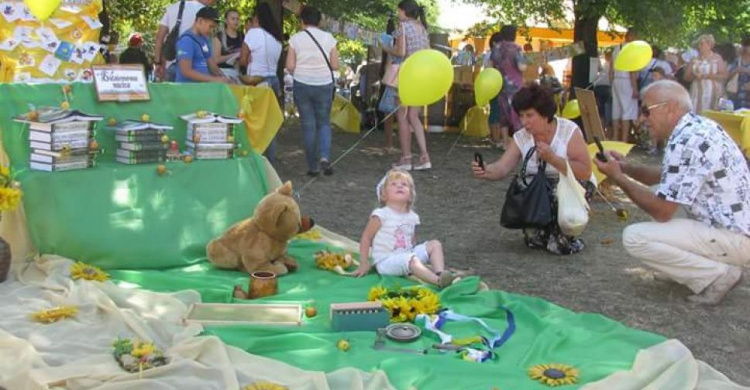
[{"x1": 101, "y1": 1, "x2": 749, "y2": 303}]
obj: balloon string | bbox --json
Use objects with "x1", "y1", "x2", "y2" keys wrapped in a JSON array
[{"x1": 294, "y1": 107, "x2": 400, "y2": 200}]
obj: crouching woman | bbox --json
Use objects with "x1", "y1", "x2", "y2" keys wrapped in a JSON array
[{"x1": 472, "y1": 83, "x2": 595, "y2": 254}]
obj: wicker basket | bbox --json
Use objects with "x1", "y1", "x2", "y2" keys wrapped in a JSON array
[{"x1": 0, "y1": 236, "x2": 10, "y2": 283}]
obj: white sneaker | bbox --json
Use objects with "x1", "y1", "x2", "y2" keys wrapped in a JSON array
[
  {"x1": 687, "y1": 266, "x2": 743, "y2": 305},
  {"x1": 413, "y1": 161, "x2": 432, "y2": 170}
]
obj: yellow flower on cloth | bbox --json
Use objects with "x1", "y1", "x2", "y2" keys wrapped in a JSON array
[
  {"x1": 529, "y1": 363, "x2": 579, "y2": 387},
  {"x1": 294, "y1": 228, "x2": 322, "y2": 241},
  {"x1": 70, "y1": 261, "x2": 109, "y2": 282},
  {"x1": 368, "y1": 285, "x2": 388, "y2": 301},
  {"x1": 131, "y1": 341, "x2": 156, "y2": 358},
  {"x1": 0, "y1": 187, "x2": 22, "y2": 212},
  {"x1": 368, "y1": 285, "x2": 441, "y2": 323},
  {"x1": 30, "y1": 305, "x2": 78, "y2": 323},
  {"x1": 243, "y1": 382, "x2": 288, "y2": 390}
]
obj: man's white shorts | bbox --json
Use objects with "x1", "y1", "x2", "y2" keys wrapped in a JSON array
[{"x1": 374, "y1": 243, "x2": 429, "y2": 276}]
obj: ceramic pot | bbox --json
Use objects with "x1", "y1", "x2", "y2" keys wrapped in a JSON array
[
  {"x1": 248, "y1": 271, "x2": 278, "y2": 299},
  {"x1": 0, "y1": 236, "x2": 10, "y2": 283}
]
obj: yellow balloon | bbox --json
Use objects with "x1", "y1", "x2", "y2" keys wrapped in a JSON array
[
  {"x1": 398, "y1": 49, "x2": 454, "y2": 106},
  {"x1": 24, "y1": 0, "x2": 62, "y2": 21},
  {"x1": 562, "y1": 99, "x2": 581, "y2": 119},
  {"x1": 614, "y1": 40, "x2": 653, "y2": 72},
  {"x1": 474, "y1": 68, "x2": 503, "y2": 106}
]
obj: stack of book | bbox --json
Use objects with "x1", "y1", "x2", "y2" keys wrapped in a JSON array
[
  {"x1": 108, "y1": 120, "x2": 173, "y2": 165},
  {"x1": 14, "y1": 107, "x2": 104, "y2": 172},
  {"x1": 180, "y1": 112, "x2": 241, "y2": 160}
]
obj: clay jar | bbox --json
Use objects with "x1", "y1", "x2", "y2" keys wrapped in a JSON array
[{"x1": 248, "y1": 271, "x2": 278, "y2": 299}]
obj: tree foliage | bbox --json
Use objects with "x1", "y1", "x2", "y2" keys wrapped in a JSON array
[{"x1": 465, "y1": 0, "x2": 747, "y2": 47}]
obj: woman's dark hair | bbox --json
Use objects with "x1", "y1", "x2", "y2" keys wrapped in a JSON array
[
  {"x1": 489, "y1": 32, "x2": 502, "y2": 46},
  {"x1": 715, "y1": 42, "x2": 736, "y2": 65},
  {"x1": 386, "y1": 15, "x2": 396, "y2": 34},
  {"x1": 299, "y1": 5, "x2": 322, "y2": 27},
  {"x1": 499, "y1": 25, "x2": 517, "y2": 42},
  {"x1": 224, "y1": 8, "x2": 239, "y2": 20},
  {"x1": 398, "y1": 0, "x2": 427, "y2": 28},
  {"x1": 253, "y1": 3, "x2": 282, "y2": 42},
  {"x1": 512, "y1": 83, "x2": 557, "y2": 123}
]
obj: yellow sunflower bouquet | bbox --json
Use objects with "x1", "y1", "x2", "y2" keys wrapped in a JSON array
[
  {"x1": 0, "y1": 165, "x2": 22, "y2": 216},
  {"x1": 368, "y1": 285, "x2": 441, "y2": 323}
]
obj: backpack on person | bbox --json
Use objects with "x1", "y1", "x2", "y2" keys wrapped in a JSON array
[{"x1": 162, "y1": 0, "x2": 186, "y2": 62}]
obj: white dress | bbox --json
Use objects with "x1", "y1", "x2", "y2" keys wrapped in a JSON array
[{"x1": 690, "y1": 56, "x2": 724, "y2": 113}]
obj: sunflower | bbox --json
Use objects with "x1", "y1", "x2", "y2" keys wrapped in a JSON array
[
  {"x1": 70, "y1": 261, "x2": 110, "y2": 282},
  {"x1": 528, "y1": 363, "x2": 579, "y2": 387},
  {"x1": 368, "y1": 285, "x2": 388, "y2": 301},
  {"x1": 0, "y1": 187, "x2": 22, "y2": 212},
  {"x1": 242, "y1": 382, "x2": 288, "y2": 390},
  {"x1": 30, "y1": 305, "x2": 78, "y2": 323},
  {"x1": 372, "y1": 286, "x2": 440, "y2": 322},
  {"x1": 314, "y1": 250, "x2": 354, "y2": 271},
  {"x1": 294, "y1": 228, "x2": 322, "y2": 241}
]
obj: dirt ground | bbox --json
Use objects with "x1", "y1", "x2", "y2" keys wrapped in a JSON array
[{"x1": 272, "y1": 118, "x2": 749, "y2": 386}]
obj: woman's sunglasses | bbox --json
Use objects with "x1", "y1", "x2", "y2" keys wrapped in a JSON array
[{"x1": 640, "y1": 101, "x2": 668, "y2": 117}]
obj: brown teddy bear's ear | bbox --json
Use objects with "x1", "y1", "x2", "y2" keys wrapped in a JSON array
[{"x1": 277, "y1": 181, "x2": 293, "y2": 196}]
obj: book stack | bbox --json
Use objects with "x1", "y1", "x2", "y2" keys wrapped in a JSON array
[
  {"x1": 180, "y1": 112, "x2": 242, "y2": 160},
  {"x1": 14, "y1": 107, "x2": 104, "y2": 172},
  {"x1": 108, "y1": 120, "x2": 173, "y2": 165}
]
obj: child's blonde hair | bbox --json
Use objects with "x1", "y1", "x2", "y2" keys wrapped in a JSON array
[{"x1": 376, "y1": 168, "x2": 416, "y2": 208}]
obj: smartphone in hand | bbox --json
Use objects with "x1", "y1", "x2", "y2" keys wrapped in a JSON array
[
  {"x1": 474, "y1": 152, "x2": 485, "y2": 170},
  {"x1": 593, "y1": 136, "x2": 608, "y2": 162}
]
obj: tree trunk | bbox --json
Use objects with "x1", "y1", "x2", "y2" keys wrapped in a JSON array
[{"x1": 571, "y1": 10, "x2": 600, "y2": 92}]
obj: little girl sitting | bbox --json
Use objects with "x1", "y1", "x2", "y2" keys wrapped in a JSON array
[{"x1": 353, "y1": 169, "x2": 455, "y2": 288}]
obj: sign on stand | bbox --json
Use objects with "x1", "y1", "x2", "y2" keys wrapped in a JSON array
[{"x1": 92, "y1": 65, "x2": 150, "y2": 102}]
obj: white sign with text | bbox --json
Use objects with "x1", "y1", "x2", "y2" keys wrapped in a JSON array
[{"x1": 92, "y1": 64, "x2": 150, "y2": 102}]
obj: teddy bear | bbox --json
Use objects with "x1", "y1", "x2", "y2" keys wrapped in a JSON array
[{"x1": 206, "y1": 181, "x2": 310, "y2": 276}]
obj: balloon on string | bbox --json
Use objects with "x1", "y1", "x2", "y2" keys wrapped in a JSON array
[
  {"x1": 562, "y1": 99, "x2": 581, "y2": 119},
  {"x1": 474, "y1": 68, "x2": 503, "y2": 106},
  {"x1": 398, "y1": 49, "x2": 454, "y2": 106},
  {"x1": 614, "y1": 40, "x2": 653, "y2": 72},
  {"x1": 24, "y1": 0, "x2": 62, "y2": 21}
]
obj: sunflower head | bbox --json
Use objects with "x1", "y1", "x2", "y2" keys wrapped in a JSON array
[
  {"x1": 70, "y1": 262, "x2": 110, "y2": 282},
  {"x1": 30, "y1": 305, "x2": 79, "y2": 323},
  {"x1": 368, "y1": 285, "x2": 388, "y2": 301},
  {"x1": 529, "y1": 363, "x2": 579, "y2": 387},
  {"x1": 242, "y1": 382, "x2": 288, "y2": 390}
]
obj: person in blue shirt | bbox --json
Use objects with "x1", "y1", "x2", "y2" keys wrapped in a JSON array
[{"x1": 175, "y1": 7, "x2": 229, "y2": 83}]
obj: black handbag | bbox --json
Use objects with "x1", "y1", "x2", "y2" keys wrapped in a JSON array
[
  {"x1": 500, "y1": 147, "x2": 553, "y2": 229},
  {"x1": 162, "y1": 0, "x2": 186, "y2": 62}
]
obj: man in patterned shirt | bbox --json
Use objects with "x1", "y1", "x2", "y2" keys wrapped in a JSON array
[{"x1": 595, "y1": 80, "x2": 750, "y2": 305}]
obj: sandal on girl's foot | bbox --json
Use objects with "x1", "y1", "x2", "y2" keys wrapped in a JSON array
[
  {"x1": 413, "y1": 156, "x2": 432, "y2": 171},
  {"x1": 392, "y1": 157, "x2": 412, "y2": 171}
]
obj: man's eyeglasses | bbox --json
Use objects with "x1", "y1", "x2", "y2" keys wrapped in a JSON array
[{"x1": 640, "y1": 101, "x2": 668, "y2": 117}]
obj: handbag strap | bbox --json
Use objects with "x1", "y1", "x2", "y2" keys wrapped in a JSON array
[
  {"x1": 519, "y1": 146, "x2": 546, "y2": 185},
  {"x1": 303, "y1": 29, "x2": 336, "y2": 87},
  {"x1": 173, "y1": 1, "x2": 186, "y2": 36}
]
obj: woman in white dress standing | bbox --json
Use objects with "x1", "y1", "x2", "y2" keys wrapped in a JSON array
[{"x1": 685, "y1": 34, "x2": 728, "y2": 112}]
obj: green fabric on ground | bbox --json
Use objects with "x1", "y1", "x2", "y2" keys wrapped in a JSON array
[
  {"x1": 110, "y1": 239, "x2": 666, "y2": 390},
  {"x1": 0, "y1": 83, "x2": 269, "y2": 269},
  {"x1": 2, "y1": 82, "x2": 665, "y2": 389}
]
